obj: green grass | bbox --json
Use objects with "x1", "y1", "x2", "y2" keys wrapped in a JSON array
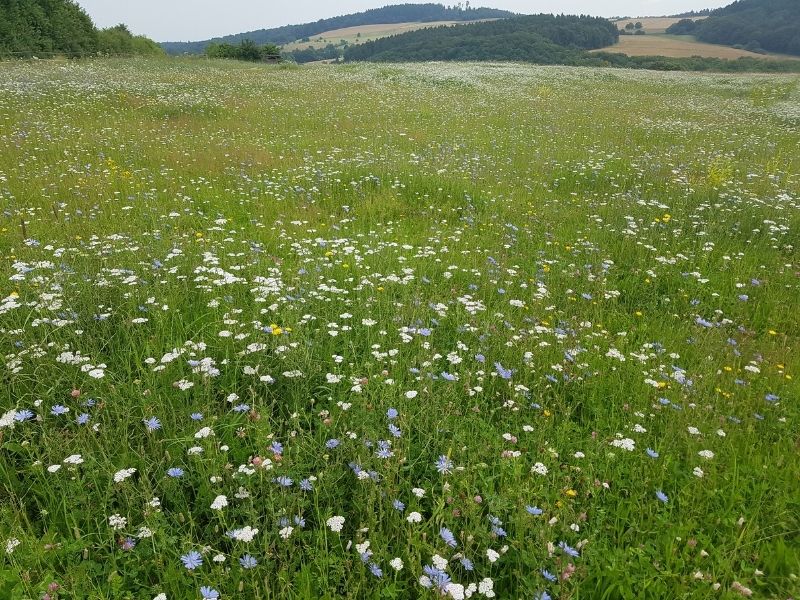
[{"x1": 0, "y1": 57, "x2": 798, "y2": 600}]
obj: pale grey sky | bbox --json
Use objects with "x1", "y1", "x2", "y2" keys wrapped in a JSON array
[{"x1": 75, "y1": 0, "x2": 729, "y2": 42}]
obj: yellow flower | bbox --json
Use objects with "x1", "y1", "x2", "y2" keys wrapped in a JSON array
[
  {"x1": 543, "y1": 410, "x2": 551, "y2": 418},
  {"x1": 565, "y1": 489, "x2": 577, "y2": 498}
]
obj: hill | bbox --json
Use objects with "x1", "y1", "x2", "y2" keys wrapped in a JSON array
[
  {"x1": 281, "y1": 19, "x2": 498, "y2": 51},
  {"x1": 343, "y1": 14, "x2": 619, "y2": 63},
  {"x1": 0, "y1": 0, "x2": 163, "y2": 58},
  {"x1": 161, "y1": 3, "x2": 514, "y2": 55},
  {"x1": 666, "y1": 0, "x2": 800, "y2": 56}
]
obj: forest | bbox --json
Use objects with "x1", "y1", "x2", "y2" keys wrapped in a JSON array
[
  {"x1": 0, "y1": 0, "x2": 163, "y2": 58},
  {"x1": 343, "y1": 15, "x2": 619, "y2": 62},
  {"x1": 161, "y1": 4, "x2": 515, "y2": 55},
  {"x1": 665, "y1": 0, "x2": 800, "y2": 56}
]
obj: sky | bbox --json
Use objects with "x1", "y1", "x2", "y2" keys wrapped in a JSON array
[{"x1": 74, "y1": 0, "x2": 731, "y2": 43}]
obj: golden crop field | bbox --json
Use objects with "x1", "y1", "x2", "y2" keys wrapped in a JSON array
[{"x1": 595, "y1": 34, "x2": 796, "y2": 60}]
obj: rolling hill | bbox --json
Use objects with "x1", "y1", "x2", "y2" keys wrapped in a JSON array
[
  {"x1": 343, "y1": 14, "x2": 619, "y2": 63},
  {"x1": 669, "y1": 0, "x2": 800, "y2": 56},
  {"x1": 160, "y1": 3, "x2": 514, "y2": 55}
]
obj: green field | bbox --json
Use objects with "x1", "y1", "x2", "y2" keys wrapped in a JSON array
[{"x1": 0, "y1": 58, "x2": 798, "y2": 599}]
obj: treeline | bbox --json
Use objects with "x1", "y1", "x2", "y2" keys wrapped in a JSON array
[
  {"x1": 665, "y1": 0, "x2": 800, "y2": 56},
  {"x1": 344, "y1": 15, "x2": 619, "y2": 62},
  {"x1": 283, "y1": 45, "x2": 341, "y2": 64},
  {"x1": 97, "y1": 24, "x2": 164, "y2": 57},
  {"x1": 161, "y1": 3, "x2": 514, "y2": 55},
  {"x1": 0, "y1": 0, "x2": 163, "y2": 58},
  {"x1": 206, "y1": 40, "x2": 280, "y2": 61},
  {"x1": 590, "y1": 52, "x2": 800, "y2": 73}
]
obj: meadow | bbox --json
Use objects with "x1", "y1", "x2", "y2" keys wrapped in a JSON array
[{"x1": 0, "y1": 58, "x2": 798, "y2": 599}]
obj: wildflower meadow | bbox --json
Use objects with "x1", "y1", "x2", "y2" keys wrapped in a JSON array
[{"x1": 0, "y1": 58, "x2": 798, "y2": 599}]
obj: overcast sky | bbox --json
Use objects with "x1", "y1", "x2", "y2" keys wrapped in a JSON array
[{"x1": 75, "y1": 0, "x2": 730, "y2": 42}]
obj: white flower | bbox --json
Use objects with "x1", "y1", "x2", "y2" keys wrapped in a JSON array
[
  {"x1": 229, "y1": 526, "x2": 258, "y2": 542},
  {"x1": 698, "y1": 450, "x2": 715, "y2": 459},
  {"x1": 447, "y1": 583, "x2": 466, "y2": 599},
  {"x1": 412, "y1": 487, "x2": 426, "y2": 498},
  {"x1": 212, "y1": 553, "x2": 226, "y2": 563},
  {"x1": 114, "y1": 468, "x2": 136, "y2": 483},
  {"x1": 687, "y1": 426, "x2": 701, "y2": 435},
  {"x1": 531, "y1": 462, "x2": 548, "y2": 476},
  {"x1": 610, "y1": 438, "x2": 635, "y2": 451},
  {"x1": 486, "y1": 548, "x2": 500, "y2": 563},
  {"x1": 693, "y1": 466, "x2": 705, "y2": 478},
  {"x1": 405, "y1": 390, "x2": 418, "y2": 399},
  {"x1": 432, "y1": 554, "x2": 448, "y2": 570},
  {"x1": 327, "y1": 516, "x2": 345, "y2": 532},
  {"x1": 108, "y1": 514, "x2": 127, "y2": 530},
  {"x1": 194, "y1": 426, "x2": 214, "y2": 439},
  {"x1": 47, "y1": 464, "x2": 61, "y2": 473},
  {"x1": 153, "y1": 594, "x2": 167, "y2": 600},
  {"x1": 478, "y1": 577, "x2": 495, "y2": 597},
  {"x1": 406, "y1": 511, "x2": 422, "y2": 523},
  {"x1": 0, "y1": 410, "x2": 17, "y2": 430},
  {"x1": 210, "y1": 495, "x2": 228, "y2": 510},
  {"x1": 63, "y1": 454, "x2": 84, "y2": 465},
  {"x1": 390, "y1": 557, "x2": 404, "y2": 571},
  {"x1": 279, "y1": 526, "x2": 294, "y2": 540},
  {"x1": 137, "y1": 527, "x2": 153, "y2": 539},
  {"x1": 5, "y1": 538, "x2": 21, "y2": 554}
]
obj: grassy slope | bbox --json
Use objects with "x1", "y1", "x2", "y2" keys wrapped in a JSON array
[
  {"x1": 0, "y1": 58, "x2": 798, "y2": 599},
  {"x1": 282, "y1": 20, "x2": 497, "y2": 51}
]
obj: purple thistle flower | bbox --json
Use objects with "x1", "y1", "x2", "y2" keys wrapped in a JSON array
[
  {"x1": 239, "y1": 554, "x2": 258, "y2": 569},
  {"x1": 180, "y1": 550, "x2": 202, "y2": 570},
  {"x1": 440, "y1": 527, "x2": 457, "y2": 547},
  {"x1": 14, "y1": 409, "x2": 34, "y2": 421},
  {"x1": 559, "y1": 541, "x2": 580, "y2": 557},
  {"x1": 143, "y1": 416, "x2": 161, "y2": 431},
  {"x1": 494, "y1": 362, "x2": 513, "y2": 379},
  {"x1": 436, "y1": 455, "x2": 454, "y2": 475}
]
